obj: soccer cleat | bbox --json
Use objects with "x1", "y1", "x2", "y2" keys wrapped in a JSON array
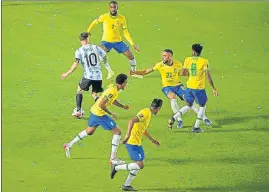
[
  {"x1": 131, "y1": 74, "x2": 143, "y2": 79},
  {"x1": 107, "y1": 71, "x2": 115, "y2": 80},
  {"x1": 177, "y1": 120, "x2": 183, "y2": 128},
  {"x1": 192, "y1": 127, "x2": 204, "y2": 133},
  {"x1": 168, "y1": 117, "x2": 175, "y2": 130},
  {"x1": 110, "y1": 164, "x2": 117, "y2": 179},
  {"x1": 122, "y1": 185, "x2": 137, "y2": 191},
  {"x1": 63, "y1": 143, "x2": 71, "y2": 158},
  {"x1": 204, "y1": 118, "x2": 212, "y2": 126},
  {"x1": 110, "y1": 157, "x2": 126, "y2": 165}
]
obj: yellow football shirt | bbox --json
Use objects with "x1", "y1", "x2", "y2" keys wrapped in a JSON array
[
  {"x1": 153, "y1": 60, "x2": 183, "y2": 87},
  {"x1": 183, "y1": 56, "x2": 209, "y2": 89},
  {"x1": 127, "y1": 108, "x2": 152, "y2": 146},
  {"x1": 97, "y1": 13, "x2": 127, "y2": 43},
  {"x1": 90, "y1": 84, "x2": 119, "y2": 116}
]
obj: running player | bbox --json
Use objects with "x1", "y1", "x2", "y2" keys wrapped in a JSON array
[
  {"x1": 174, "y1": 44, "x2": 218, "y2": 133},
  {"x1": 130, "y1": 49, "x2": 211, "y2": 129},
  {"x1": 110, "y1": 99, "x2": 162, "y2": 191},
  {"x1": 87, "y1": 1, "x2": 142, "y2": 79},
  {"x1": 61, "y1": 32, "x2": 109, "y2": 118},
  {"x1": 63, "y1": 74, "x2": 129, "y2": 165}
]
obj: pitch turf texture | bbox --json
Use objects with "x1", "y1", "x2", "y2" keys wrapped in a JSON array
[{"x1": 2, "y1": 1, "x2": 269, "y2": 192}]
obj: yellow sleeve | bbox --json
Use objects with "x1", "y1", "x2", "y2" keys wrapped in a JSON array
[
  {"x1": 136, "y1": 109, "x2": 149, "y2": 122},
  {"x1": 104, "y1": 86, "x2": 115, "y2": 102},
  {"x1": 183, "y1": 58, "x2": 190, "y2": 69},
  {"x1": 87, "y1": 15, "x2": 105, "y2": 33},
  {"x1": 122, "y1": 17, "x2": 135, "y2": 46},
  {"x1": 152, "y1": 63, "x2": 161, "y2": 71},
  {"x1": 204, "y1": 59, "x2": 209, "y2": 71}
]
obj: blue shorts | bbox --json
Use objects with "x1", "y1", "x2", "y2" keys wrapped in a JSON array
[
  {"x1": 184, "y1": 88, "x2": 208, "y2": 106},
  {"x1": 162, "y1": 84, "x2": 186, "y2": 100},
  {"x1": 88, "y1": 113, "x2": 117, "y2": 130},
  {"x1": 126, "y1": 144, "x2": 145, "y2": 161},
  {"x1": 100, "y1": 41, "x2": 129, "y2": 53}
]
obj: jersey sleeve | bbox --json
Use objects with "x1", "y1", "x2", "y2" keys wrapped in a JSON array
[
  {"x1": 183, "y1": 58, "x2": 190, "y2": 69},
  {"x1": 96, "y1": 46, "x2": 106, "y2": 58},
  {"x1": 97, "y1": 14, "x2": 106, "y2": 23},
  {"x1": 204, "y1": 59, "x2": 209, "y2": 71},
  {"x1": 121, "y1": 16, "x2": 127, "y2": 30},
  {"x1": 152, "y1": 63, "x2": 161, "y2": 71},
  {"x1": 104, "y1": 86, "x2": 116, "y2": 102},
  {"x1": 75, "y1": 50, "x2": 81, "y2": 62},
  {"x1": 136, "y1": 109, "x2": 149, "y2": 122}
]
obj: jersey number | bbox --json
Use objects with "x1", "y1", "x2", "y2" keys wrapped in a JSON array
[
  {"x1": 166, "y1": 72, "x2": 172, "y2": 79},
  {"x1": 190, "y1": 63, "x2": 197, "y2": 76},
  {"x1": 85, "y1": 53, "x2": 98, "y2": 67}
]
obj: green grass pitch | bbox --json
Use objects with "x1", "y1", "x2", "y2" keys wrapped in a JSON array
[{"x1": 2, "y1": 1, "x2": 269, "y2": 192}]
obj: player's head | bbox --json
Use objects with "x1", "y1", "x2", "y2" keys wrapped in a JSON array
[
  {"x1": 116, "y1": 74, "x2": 128, "y2": 90},
  {"x1": 109, "y1": 1, "x2": 118, "y2": 16},
  {"x1": 150, "y1": 98, "x2": 163, "y2": 115},
  {"x1": 162, "y1": 49, "x2": 173, "y2": 64},
  {"x1": 79, "y1": 32, "x2": 90, "y2": 44},
  {"x1": 192, "y1": 43, "x2": 203, "y2": 56}
]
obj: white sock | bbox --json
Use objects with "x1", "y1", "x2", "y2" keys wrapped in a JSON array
[
  {"x1": 69, "y1": 130, "x2": 88, "y2": 148},
  {"x1": 115, "y1": 163, "x2": 140, "y2": 171},
  {"x1": 179, "y1": 105, "x2": 191, "y2": 115},
  {"x1": 170, "y1": 99, "x2": 180, "y2": 114},
  {"x1": 110, "y1": 134, "x2": 121, "y2": 159},
  {"x1": 124, "y1": 170, "x2": 139, "y2": 186},
  {"x1": 104, "y1": 62, "x2": 113, "y2": 73},
  {"x1": 129, "y1": 58, "x2": 136, "y2": 71},
  {"x1": 192, "y1": 106, "x2": 207, "y2": 120},
  {"x1": 194, "y1": 107, "x2": 205, "y2": 128},
  {"x1": 173, "y1": 112, "x2": 182, "y2": 121}
]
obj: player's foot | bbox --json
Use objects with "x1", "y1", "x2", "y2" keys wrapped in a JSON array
[
  {"x1": 204, "y1": 118, "x2": 212, "y2": 126},
  {"x1": 192, "y1": 127, "x2": 204, "y2": 133},
  {"x1": 71, "y1": 109, "x2": 84, "y2": 119},
  {"x1": 63, "y1": 143, "x2": 71, "y2": 158},
  {"x1": 110, "y1": 157, "x2": 126, "y2": 165},
  {"x1": 122, "y1": 185, "x2": 137, "y2": 191},
  {"x1": 177, "y1": 120, "x2": 183, "y2": 128},
  {"x1": 131, "y1": 74, "x2": 143, "y2": 79},
  {"x1": 168, "y1": 117, "x2": 175, "y2": 130},
  {"x1": 110, "y1": 164, "x2": 117, "y2": 179},
  {"x1": 107, "y1": 71, "x2": 115, "y2": 79}
]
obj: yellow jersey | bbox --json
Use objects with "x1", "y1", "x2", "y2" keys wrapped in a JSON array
[
  {"x1": 90, "y1": 84, "x2": 119, "y2": 116},
  {"x1": 127, "y1": 108, "x2": 152, "y2": 146},
  {"x1": 153, "y1": 60, "x2": 183, "y2": 87},
  {"x1": 183, "y1": 56, "x2": 209, "y2": 89},
  {"x1": 96, "y1": 13, "x2": 131, "y2": 44}
]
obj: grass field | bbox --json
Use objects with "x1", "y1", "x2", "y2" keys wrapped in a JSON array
[{"x1": 2, "y1": 1, "x2": 269, "y2": 192}]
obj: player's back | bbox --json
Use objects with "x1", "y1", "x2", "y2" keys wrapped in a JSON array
[
  {"x1": 75, "y1": 44, "x2": 106, "y2": 80},
  {"x1": 90, "y1": 84, "x2": 119, "y2": 116},
  {"x1": 183, "y1": 56, "x2": 209, "y2": 89},
  {"x1": 153, "y1": 60, "x2": 183, "y2": 87},
  {"x1": 127, "y1": 108, "x2": 152, "y2": 146}
]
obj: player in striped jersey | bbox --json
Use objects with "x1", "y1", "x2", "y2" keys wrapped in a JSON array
[{"x1": 61, "y1": 32, "x2": 110, "y2": 118}]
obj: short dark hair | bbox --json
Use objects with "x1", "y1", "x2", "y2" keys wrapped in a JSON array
[
  {"x1": 150, "y1": 98, "x2": 163, "y2": 109},
  {"x1": 79, "y1": 32, "x2": 89, "y2": 41},
  {"x1": 116, "y1": 74, "x2": 127, "y2": 84},
  {"x1": 109, "y1": 1, "x2": 118, "y2": 5},
  {"x1": 192, "y1": 44, "x2": 203, "y2": 55},
  {"x1": 164, "y1": 49, "x2": 173, "y2": 55}
]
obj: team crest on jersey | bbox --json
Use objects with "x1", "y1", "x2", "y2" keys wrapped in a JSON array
[
  {"x1": 117, "y1": 20, "x2": 120, "y2": 25},
  {"x1": 138, "y1": 114, "x2": 144, "y2": 118},
  {"x1": 174, "y1": 68, "x2": 178, "y2": 73}
]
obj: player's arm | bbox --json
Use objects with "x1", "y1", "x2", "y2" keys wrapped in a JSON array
[
  {"x1": 180, "y1": 58, "x2": 190, "y2": 76},
  {"x1": 99, "y1": 97, "x2": 116, "y2": 118},
  {"x1": 87, "y1": 15, "x2": 104, "y2": 34},
  {"x1": 61, "y1": 60, "x2": 79, "y2": 79},
  {"x1": 130, "y1": 67, "x2": 154, "y2": 76},
  {"x1": 144, "y1": 130, "x2": 160, "y2": 146},
  {"x1": 122, "y1": 17, "x2": 139, "y2": 52},
  {"x1": 113, "y1": 100, "x2": 129, "y2": 110},
  {"x1": 205, "y1": 70, "x2": 218, "y2": 96},
  {"x1": 122, "y1": 116, "x2": 139, "y2": 144}
]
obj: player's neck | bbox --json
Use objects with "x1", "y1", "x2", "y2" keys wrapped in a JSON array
[
  {"x1": 168, "y1": 60, "x2": 173, "y2": 66},
  {"x1": 109, "y1": 12, "x2": 118, "y2": 18}
]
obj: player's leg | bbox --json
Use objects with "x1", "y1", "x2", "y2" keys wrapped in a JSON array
[
  {"x1": 190, "y1": 104, "x2": 212, "y2": 125},
  {"x1": 114, "y1": 41, "x2": 142, "y2": 78},
  {"x1": 91, "y1": 80, "x2": 104, "y2": 102},
  {"x1": 100, "y1": 42, "x2": 115, "y2": 79},
  {"x1": 192, "y1": 89, "x2": 208, "y2": 133}
]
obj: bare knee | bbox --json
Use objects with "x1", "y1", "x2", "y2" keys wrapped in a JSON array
[
  {"x1": 168, "y1": 93, "x2": 176, "y2": 100},
  {"x1": 86, "y1": 127, "x2": 96, "y2": 135},
  {"x1": 137, "y1": 161, "x2": 144, "y2": 169},
  {"x1": 112, "y1": 127, "x2": 122, "y2": 135}
]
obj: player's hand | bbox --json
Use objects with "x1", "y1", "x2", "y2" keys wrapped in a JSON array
[
  {"x1": 213, "y1": 88, "x2": 218, "y2": 97},
  {"x1": 111, "y1": 112, "x2": 117, "y2": 120},
  {"x1": 133, "y1": 45, "x2": 140, "y2": 53},
  {"x1": 121, "y1": 134, "x2": 130, "y2": 144},
  {"x1": 123, "y1": 105, "x2": 130, "y2": 110},
  {"x1": 61, "y1": 73, "x2": 68, "y2": 80},
  {"x1": 152, "y1": 139, "x2": 160, "y2": 146}
]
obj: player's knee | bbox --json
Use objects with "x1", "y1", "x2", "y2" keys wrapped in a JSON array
[
  {"x1": 200, "y1": 103, "x2": 206, "y2": 107},
  {"x1": 77, "y1": 90, "x2": 84, "y2": 94},
  {"x1": 86, "y1": 128, "x2": 95, "y2": 135},
  {"x1": 112, "y1": 127, "x2": 121, "y2": 135},
  {"x1": 168, "y1": 94, "x2": 176, "y2": 100},
  {"x1": 137, "y1": 162, "x2": 144, "y2": 169}
]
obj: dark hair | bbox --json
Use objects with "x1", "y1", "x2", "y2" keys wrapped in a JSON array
[
  {"x1": 79, "y1": 32, "x2": 89, "y2": 41},
  {"x1": 116, "y1": 74, "x2": 127, "y2": 84},
  {"x1": 192, "y1": 44, "x2": 203, "y2": 55},
  {"x1": 150, "y1": 98, "x2": 163, "y2": 109},
  {"x1": 109, "y1": 1, "x2": 118, "y2": 5},
  {"x1": 164, "y1": 49, "x2": 173, "y2": 55}
]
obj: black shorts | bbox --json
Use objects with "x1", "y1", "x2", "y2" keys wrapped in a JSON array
[{"x1": 79, "y1": 77, "x2": 103, "y2": 93}]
